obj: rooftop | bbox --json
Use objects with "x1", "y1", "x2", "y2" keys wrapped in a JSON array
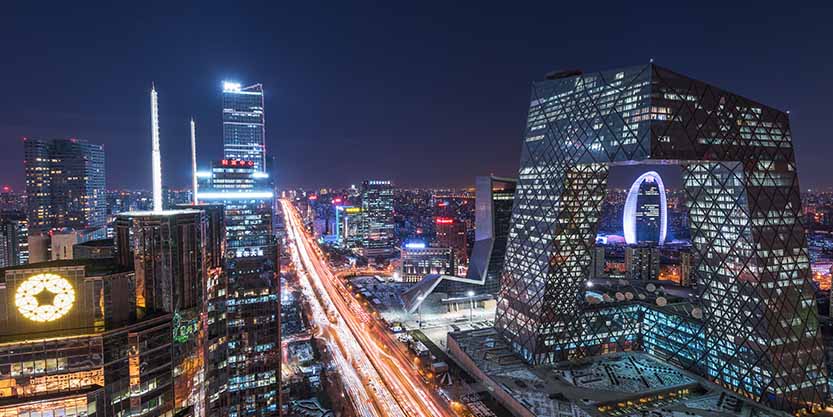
[
  {"x1": 449, "y1": 328, "x2": 784, "y2": 417},
  {"x1": 0, "y1": 257, "x2": 127, "y2": 281}
]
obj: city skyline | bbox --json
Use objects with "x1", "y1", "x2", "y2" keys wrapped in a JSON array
[
  {"x1": 6, "y1": 4, "x2": 833, "y2": 417},
  {"x1": 2, "y1": 3, "x2": 832, "y2": 190}
]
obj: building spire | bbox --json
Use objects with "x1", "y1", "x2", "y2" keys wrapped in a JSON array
[
  {"x1": 150, "y1": 83, "x2": 163, "y2": 212},
  {"x1": 190, "y1": 118, "x2": 198, "y2": 205}
]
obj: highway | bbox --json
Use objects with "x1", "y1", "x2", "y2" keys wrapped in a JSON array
[{"x1": 281, "y1": 199, "x2": 455, "y2": 417}]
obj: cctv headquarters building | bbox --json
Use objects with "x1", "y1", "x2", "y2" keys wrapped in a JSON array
[{"x1": 449, "y1": 64, "x2": 827, "y2": 416}]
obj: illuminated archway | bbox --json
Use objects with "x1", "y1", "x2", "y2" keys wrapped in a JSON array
[{"x1": 623, "y1": 171, "x2": 667, "y2": 245}]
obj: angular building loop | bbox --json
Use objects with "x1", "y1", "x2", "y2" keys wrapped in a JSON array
[{"x1": 494, "y1": 64, "x2": 827, "y2": 414}]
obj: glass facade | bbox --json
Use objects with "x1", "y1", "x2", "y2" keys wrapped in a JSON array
[
  {"x1": 495, "y1": 64, "x2": 826, "y2": 413},
  {"x1": 440, "y1": 175, "x2": 516, "y2": 295},
  {"x1": 198, "y1": 161, "x2": 279, "y2": 417},
  {"x1": 24, "y1": 138, "x2": 106, "y2": 233},
  {"x1": 222, "y1": 83, "x2": 266, "y2": 173},
  {"x1": 360, "y1": 180, "x2": 394, "y2": 257},
  {"x1": 0, "y1": 259, "x2": 196, "y2": 417},
  {"x1": 0, "y1": 212, "x2": 28, "y2": 268}
]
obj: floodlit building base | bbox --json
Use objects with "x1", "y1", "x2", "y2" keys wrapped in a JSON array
[{"x1": 448, "y1": 328, "x2": 790, "y2": 417}]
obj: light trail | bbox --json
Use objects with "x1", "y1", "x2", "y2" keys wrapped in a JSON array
[
  {"x1": 281, "y1": 199, "x2": 455, "y2": 417},
  {"x1": 284, "y1": 203, "x2": 404, "y2": 417}
]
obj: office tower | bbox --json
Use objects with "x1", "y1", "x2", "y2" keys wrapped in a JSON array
[
  {"x1": 361, "y1": 180, "x2": 394, "y2": 258},
  {"x1": 399, "y1": 243, "x2": 454, "y2": 283},
  {"x1": 435, "y1": 216, "x2": 467, "y2": 265},
  {"x1": 0, "y1": 211, "x2": 28, "y2": 267},
  {"x1": 624, "y1": 171, "x2": 667, "y2": 244},
  {"x1": 624, "y1": 245, "x2": 660, "y2": 280},
  {"x1": 197, "y1": 159, "x2": 279, "y2": 417},
  {"x1": 222, "y1": 82, "x2": 266, "y2": 172},
  {"x1": 443, "y1": 176, "x2": 516, "y2": 295},
  {"x1": 24, "y1": 138, "x2": 106, "y2": 232},
  {"x1": 177, "y1": 203, "x2": 228, "y2": 417},
  {"x1": 493, "y1": 64, "x2": 825, "y2": 412},
  {"x1": 340, "y1": 206, "x2": 364, "y2": 249},
  {"x1": 0, "y1": 239, "x2": 215, "y2": 417},
  {"x1": 115, "y1": 209, "x2": 208, "y2": 416}
]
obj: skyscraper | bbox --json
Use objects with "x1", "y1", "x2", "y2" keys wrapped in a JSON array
[
  {"x1": 493, "y1": 64, "x2": 826, "y2": 412},
  {"x1": 0, "y1": 211, "x2": 28, "y2": 267},
  {"x1": 624, "y1": 171, "x2": 667, "y2": 244},
  {"x1": 361, "y1": 180, "x2": 394, "y2": 258},
  {"x1": 222, "y1": 82, "x2": 266, "y2": 172},
  {"x1": 439, "y1": 175, "x2": 516, "y2": 295},
  {"x1": 24, "y1": 138, "x2": 106, "y2": 232},
  {"x1": 197, "y1": 159, "x2": 279, "y2": 417},
  {"x1": 435, "y1": 216, "x2": 467, "y2": 265},
  {"x1": 114, "y1": 209, "x2": 208, "y2": 416}
]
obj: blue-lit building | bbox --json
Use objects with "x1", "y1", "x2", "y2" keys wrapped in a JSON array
[
  {"x1": 197, "y1": 159, "x2": 279, "y2": 417},
  {"x1": 490, "y1": 64, "x2": 826, "y2": 413},
  {"x1": 222, "y1": 82, "x2": 266, "y2": 173}
]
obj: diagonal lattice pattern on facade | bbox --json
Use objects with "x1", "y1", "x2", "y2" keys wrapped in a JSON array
[{"x1": 494, "y1": 64, "x2": 827, "y2": 413}]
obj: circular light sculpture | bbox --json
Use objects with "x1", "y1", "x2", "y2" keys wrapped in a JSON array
[
  {"x1": 623, "y1": 171, "x2": 668, "y2": 245},
  {"x1": 15, "y1": 273, "x2": 75, "y2": 322}
]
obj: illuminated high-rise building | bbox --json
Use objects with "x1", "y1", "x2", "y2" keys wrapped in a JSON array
[
  {"x1": 491, "y1": 64, "x2": 826, "y2": 413},
  {"x1": 114, "y1": 209, "x2": 208, "y2": 416},
  {"x1": 0, "y1": 211, "x2": 28, "y2": 267},
  {"x1": 435, "y1": 216, "x2": 467, "y2": 265},
  {"x1": 222, "y1": 82, "x2": 266, "y2": 173},
  {"x1": 177, "y1": 203, "x2": 228, "y2": 417},
  {"x1": 197, "y1": 159, "x2": 279, "y2": 417},
  {"x1": 361, "y1": 180, "x2": 394, "y2": 258},
  {"x1": 624, "y1": 171, "x2": 667, "y2": 244},
  {"x1": 0, "y1": 230, "x2": 212, "y2": 417},
  {"x1": 24, "y1": 138, "x2": 106, "y2": 232}
]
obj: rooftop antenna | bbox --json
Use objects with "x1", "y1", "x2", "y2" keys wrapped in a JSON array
[
  {"x1": 190, "y1": 118, "x2": 198, "y2": 204},
  {"x1": 150, "y1": 83, "x2": 163, "y2": 212}
]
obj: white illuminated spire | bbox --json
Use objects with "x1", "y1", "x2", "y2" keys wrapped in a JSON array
[
  {"x1": 190, "y1": 118, "x2": 198, "y2": 205},
  {"x1": 150, "y1": 83, "x2": 163, "y2": 212}
]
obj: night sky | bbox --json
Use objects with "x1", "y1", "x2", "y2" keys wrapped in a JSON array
[{"x1": 2, "y1": 2, "x2": 831, "y2": 191}]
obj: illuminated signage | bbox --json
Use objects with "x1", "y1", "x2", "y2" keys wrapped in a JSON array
[
  {"x1": 344, "y1": 207, "x2": 361, "y2": 214},
  {"x1": 405, "y1": 242, "x2": 426, "y2": 249},
  {"x1": 220, "y1": 159, "x2": 255, "y2": 167},
  {"x1": 333, "y1": 198, "x2": 343, "y2": 204},
  {"x1": 223, "y1": 81, "x2": 242, "y2": 92},
  {"x1": 15, "y1": 273, "x2": 75, "y2": 322},
  {"x1": 435, "y1": 217, "x2": 454, "y2": 224}
]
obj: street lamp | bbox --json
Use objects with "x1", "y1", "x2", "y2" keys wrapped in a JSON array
[{"x1": 467, "y1": 290, "x2": 475, "y2": 322}]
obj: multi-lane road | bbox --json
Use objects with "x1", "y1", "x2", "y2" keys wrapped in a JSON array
[{"x1": 281, "y1": 199, "x2": 455, "y2": 417}]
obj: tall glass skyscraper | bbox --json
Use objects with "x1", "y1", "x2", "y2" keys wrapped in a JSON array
[
  {"x1": 360, "y1": 180, "x2": 394, "y2": 257},
  {"x1": 222, "y1": 82, "x2": 266, "y2": 173},
  {"x1": 495, "y1": 64, "x2": 827, "y2": 413},
  {"x1": 24, "y1": 138, "x2": 106, "y2": 232},
  {"x1": 197, "y1": 160, "x2": 279, "y2": 417},
  {"x1": 623, "y1": 171, "x2": 667, "y2": 244}
]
